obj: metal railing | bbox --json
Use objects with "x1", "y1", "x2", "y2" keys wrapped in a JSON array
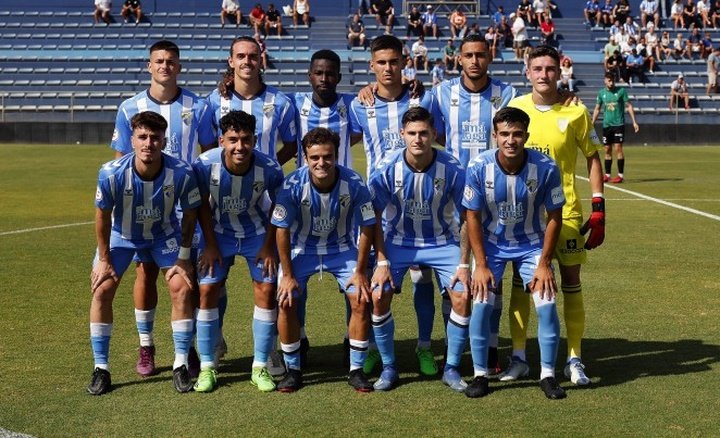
[{"x1": 401, "y1": 1, "x2": 481, "y2": 16}]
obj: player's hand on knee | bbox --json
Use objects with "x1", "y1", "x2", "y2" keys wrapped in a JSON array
[
  {"x1": 166, "y1": 260, "x2": 194, "y2": 288},
  {"x1": 347, "y1": 273, "x2": 371, "y2": 303},
  {"x1": 581, "y1": 196, "x2": 605, "y2": 249},
  {"x1": 370, "y1": 263, "x2": 394, "y2": 295},
  {"x1": 471, "y1": 265, "x2": 495, "y2": 303},
  {"x1": 198, "y1": 245, "x2": 222, "y2": 277},
  {"x1": 255, "y1": 247, "x2": 278, "y2": 278},
  {"x1": 90, "y1": 260, "x2": 118, "y2": 293},
  {"x1": 529, "y1": 264, "x2": 557, "y2": 300},
  {"x1": 450, "y1": 264, "x2": 470, "y2": 295},
  {"x1": 277, "y1": 277, "x2": 299, "y2": 308}
]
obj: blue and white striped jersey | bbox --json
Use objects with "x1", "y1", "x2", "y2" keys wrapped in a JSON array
[
  {"x1": 271, "y1": 166, "x2": 376, "y2": 256},
  {"x1": 206, "y1": 85, "x2": 297, "y2": 160},
  {"x1": 433, "y1": 77, "x2": 518, "y2": 166},
  {"x1": 291, "y1": 92, "x2": 358, "y2": 169},
  {"x1": 193, "y1": 148, "x2": 285, "y2": 240},
  {"x1": 95, "y1": 153, "x2": 201, "y2": 244},
  {"x1": 368, "y1": 149, "x2": 466, "y2": 248},
  {"x1": 462, "y1": 149, "x2": 565, "y2": 249},
  {"x1": 111, "y1": 89, "x2": 216, "y2": 163},
  {"x1": 349, "y1": 88, "x2": 438, "y2": 177}
]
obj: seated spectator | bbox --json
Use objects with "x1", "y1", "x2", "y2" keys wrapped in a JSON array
[
  {"x1": 701, "y1": 32, "x2": 713, "y2": 57},
  {"x1": 254, "y1": 33, "x2": 269, "y2": 70},
  {"x1": 606, "y1": 49, "x2": 627, "y2": 82},
  {"x1": 557, "y1": 57, "x2": 576, "y2": 91},
  {"x1": 669, "y1": 74, "x2": 690, "y2": 109},
  {"x1": 639, "y1": 0, "x2": 660, "y2": 29},
  {"x1": 706, "y1": 46, "x2": 720, "y2": 94},
  {"x1": 687, "y1": 27, "x2": 703, "y2": 58},
  {"x1": 402, "y1": 56, "x2": 417, "y2": 83},
  {"x1": 600, "y1": 0, "x2": 615, "y2": 27},
  {"x1": 412, "y1": 36, "x2": 429, "y2": 71},
  {"x1": 449, "y1": 9, "x2": 468, "y2": 39},
  {"x1": 671, "y1": 0, "x2": 686, "y2": 28},
  {"x1": 712, "y1": 0, "x2": 720, "y2": 28},
  {"x1": 492, "y1": 6, "x2": 507, "y2": 25},
  {"x1": 659, "y1": 31, "x2": 674, "y2": 59},
  {"x1": 609, "y1": 19, "x2": 622, "y2": 38},
  {"x1": 540, "y1": 16, "x2": 555, "y2": 45},
  {"x1": 249, "y1": 4, "x2": 266, "y2": 35},
  {"x1": 673, "y1": 32, "x2": 690, "y2": 58},
  {"x1": 613, "y1": 0, "x2": 631, "y2": 24},
  {"x1": 604, "y1": 36, "x2": 620, "y2": 60},
  {"x1": 683, "y1": 0, "x2": 699, "y2": 28},
  {"x1": 431, "y1": 58, "x2": 446, "y2": 86},
  {"x1": 625, "y1": 48, "x2": 647, "y2": 83},
  {"x1": 264, "y1": 4, "x2": 283, "y2": 36},
  {"x1": 620, "y1": 35, "x2": 637, "y2": 56},
  {"x1": 407, "y1": 6, "x2": 423, "y2": 37},
  {"x1": 637, "y1": 36, "x2": 656, "y2": 73},
  {"x1": 444, "y1": 38, "x2": 458, "y2": 70},
  {"x1": 94, "y1": 0, "x2": 112, "y2": 25},
  {"x1": 484, "y1": 26, "x2": 499, "y2": 60},
  {"x1": 371, "y1": 0, "x2": 395, "y2": 35},
  {"x1": 293, "y1": 0, "x2": 311, "y2": 27},
  {"x1": 221, "y1": 0, "x2": 243, "y2": 27},
  {"x1": 347, "y1": 13, "x2": 366, "y2": 48},
  {"x1": 644, "y1": 25, "x2": 659, "y2": 62},
  {"x1": 623, "y1": 16, "x2": 640, "y2": 38},
  {"x1": 517, "y1": 0, "x2": 534, "y2": 26},
  {"x1": 496, "y1": 17, "x2": 513, "y2": 47},
  {"x1": 533, "y1": 0, "x2": 550, "y2": 26},
  {"x1": 511, "y1": 12, "x2": 529, "y2": 60},
  {"x1": 615, "y1": 26, "x2": 630, "y2": 48},
  {"x1": 121, "y1": 0, "x2": 142, "y2": 24},
  {"x1": 697, "y1": 0, "x2": 712, "y2": 27},
  {"x1": 422, "y1": 5, "x2": 438, "y2": 38}
]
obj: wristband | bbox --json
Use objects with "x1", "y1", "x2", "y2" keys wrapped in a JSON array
[
  {"x1": 178, "y1": 246, "x2": 191, "y2": 260},
  {"x1": 457, "y1": 264, "x2": 470, "y2": 269},
  {"x1": 377, "y1": 260, "x2": 391, "y2": 267}
]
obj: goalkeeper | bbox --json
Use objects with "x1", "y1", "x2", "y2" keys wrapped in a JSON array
[{"x1": 502, "y1": 45, "x2": 604, "y2": 387}]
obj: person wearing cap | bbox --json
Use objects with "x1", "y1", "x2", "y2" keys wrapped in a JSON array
[
  {"x1": 422, "y1": 5, "x2": 438, "y2": 38},
  {"x1": 669, "y1": 74, "x2": 690, "y2": 110}
]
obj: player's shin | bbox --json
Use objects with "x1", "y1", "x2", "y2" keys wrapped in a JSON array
[
  {"x1": 469, "y1": 293, "x2": 495, "y2": 376},
  {"x1": 509, "y1": 276, "x2": 530, "y2": 359},
  {"x1": 411, "y1": 267, "x2": 435, "y2": 348},
  {"x1": 533, "y1": 293, "x2": 560, "y2": 379},
  {"x1": 562, "y1": 284, "x2": 584, "y2": 360},
  {"x1": 253, "y1": 306, "x2": 278, "y2": 368},
  {"x1": 196, "y1": 308, "x2": 219, "y2": 369}
]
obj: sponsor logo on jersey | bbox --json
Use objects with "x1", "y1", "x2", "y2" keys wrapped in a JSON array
[
  {"x1": 498, "y1": 201, "x2": 524, "y2": 224},
  {"x1": 222, "y1": 195, "x2": 247, "y2": 214},
  {"x1": 161, "y1": 237, "x2": 179, "y2": 255},
  {"x1": 551, "y1": 186, "x2": 564, "y2": 204},
  {"x1": 135, "y1": 206, "x2": 161, "y2": 224},
  {"x1": 360, "y1": 202, "x2": 374, "y2": 221},
  {"x1": 312, "y1": 216, "x2": 337, "y2": 234},
  {"x1": 405, "y1": 199, "x2": 431, "y2": 220},
  {"x1": 188, "y1": 188, "x2": 200, "y2": 205}
]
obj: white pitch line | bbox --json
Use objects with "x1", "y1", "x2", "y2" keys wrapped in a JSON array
[
  {"x1": 577, "y1": 176, "x2": 720, "y2": 222},
  {"x1": 0, "y1": 221, "x2": 93, "y2": 236}
]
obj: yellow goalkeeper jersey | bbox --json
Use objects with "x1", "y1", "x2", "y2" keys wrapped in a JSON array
[{"x1": 508, "y1": 94, "x2": 602, "y2": 220}]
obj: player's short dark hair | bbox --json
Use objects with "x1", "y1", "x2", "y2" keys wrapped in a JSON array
[
  {"x1": 370, "y1": 34, "x2": 403, "y2": 55},
  {"x1": 527, "y1": 45, "x2": 561, "y2": 67},
  {"x1": 131, "y1": 111, "x2": 168, "y2": 133},
  {"x1": 459, "y1": 33, "x2": 490, "y2": 52},
  {"x1": 310, "y1": 50, "x2": 341, "y2": 71},
  {"x1": 302, "y1": 127, "x2": 340, "y2": 156},
  {"x1": 149, "y1": 40, "x2": 180, "y2": 57},
  {"x1": 492, "y1": 107, "x2": 530, "y2": 131},
  {"x1": 401, "y1": 106, "x2": 434, "y2": 127},
  {"x1": 219, "y1": 110, "x2": 257, "y2": 135},
  {"x1": 604, "y1": 72, "x2": 615, "y2": 80},
  {"x1": 229, "y1": 35, "x2": 260, "y2": 57}
]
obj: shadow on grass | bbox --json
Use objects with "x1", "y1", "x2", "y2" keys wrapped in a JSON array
[{"x1": 627, "y1": 177, "x2": 683, "y2": 183}]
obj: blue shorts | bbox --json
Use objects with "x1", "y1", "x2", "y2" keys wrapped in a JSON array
[
  {"x1": 484, "y1": 243, "x2": 550, "y2": 291},
  {"x1": 131, "y1": 228, "x2": 201, "y2": 263},
  {"x1": 197, "y1": 232, "x2": 276, "y2": 285},
  {"x1": 384, "y1": 242, "x2": 464, "y2": 294},
  {"x1": 95, "y1": 232, "x2": 183, "y2": 278},
  {"x1": 283, "y1": 249, "x2": 360, "y2": 294}
]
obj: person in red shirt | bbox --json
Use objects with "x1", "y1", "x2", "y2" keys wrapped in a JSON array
[{"x1": 249, "y1": 3, "x2": 267, "y2": 35}]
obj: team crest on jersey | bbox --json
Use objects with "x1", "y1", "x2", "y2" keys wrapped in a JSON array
[
  {"x1": 557, "y1": 118, "x2": 569, "y2": 133},
  {"x1": 490, "y1": 95, "x2": 502, "y2": 109},
  {"x1": 262, "y1": 104, "x2": 274, "y2": 115},
  {"x1": 301, "y1": 198, "x2": 311, "y2": 206},
  {"x1": 272, "y1": 205, "x2": 287, "y2": 221},
  {"x1": 252, "y1": 181, "x2": 265, "y2": 194},
  {"x1": 124, "y1": 187, "x2": 134, "y2": 196},
  {"x1": 463, "y1": 186, "x2": 474, "y2": 201},
  {"x1": 526, "y1": 178, "x2": 538, "y2": 194},
  {"x1": 433, "y1": 177, "x2": 445, "y2": 192},
  {"x1": 339, "y1": 194, "x2": 351, "y2": 208},
  {"x1": 451, "y1": 98, "x2": 459, "y2": 107},
  {"x1": 394, "y1": 177, "x2": 404, "y2": 190},
  {"x1": 221, "y1": 102, "x2": 230, "y2": 116},
  {"x1": 163, "y1": 184, "x2": 175, "y2": 198},
  {"x1": 338, "y1": 106, "x2": 347, "y2": 118},
  {"x1": 210, "y1": 174, "x2": 220, "y2": 186},
  {"x1": 300, "y1": 108, "x2": 310, "y2": 116},
  {"x1": 181, "y1": 110, "x2": 193, "y2": 125},
  {"x1": 188, "y1": 188, "x2": 200, "y2": 205},
  {"x1": 367, "y1": 108, "x2": 376, "y2": 119},
  {"x1": 485, "y1": 179, "x2": 494, "y2": 190}
]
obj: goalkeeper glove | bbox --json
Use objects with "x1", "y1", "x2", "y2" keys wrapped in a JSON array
[{"x1": 580, "y1": 196, "x2": 605, "y2": 250}]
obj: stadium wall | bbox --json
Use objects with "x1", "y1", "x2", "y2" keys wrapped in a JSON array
[{"x1": 0, "y1": 122, "x2": 717, "y2": 146}]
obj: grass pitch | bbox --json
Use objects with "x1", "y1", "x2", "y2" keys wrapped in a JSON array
[{"x1": 0, "y1": 144, "x2": 718, "y2": 437}]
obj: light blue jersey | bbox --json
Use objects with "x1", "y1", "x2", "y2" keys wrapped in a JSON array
[
  {"x1": 369, "y1": 149, "x2": 465, "y2": 247},
  {"x1": 349, "y1": 87, "x2": 438, "y2": 177},
  {"x1": 193, "y1": 148, "x2": 284, "y2": 240},
  {"x1": 291, "y1": 92, "x2": 358, "y2": 169},
  {"x1": 111, "y1": 89, "x2": 216, "y2": 163},
  {"x1": 271, "y1": 166, "x2": 376, "y2": 256},
  {"x1": 433, "y1": 76, "x2": 518, "y2": 166},
  {"x1": 462, "y1": 149, "x2": 565, "y2": 250},
  {"x1": 206, "y1": 85, "x2": 297, "y2": 160},
  {"x1": 95, "y1": 153, "x2": 201, "y2": 244}
]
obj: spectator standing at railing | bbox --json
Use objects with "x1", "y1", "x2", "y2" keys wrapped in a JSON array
[
  {"x1": 94, "y1": 0, "x2": 112, "y2": 25},
  {"x1": 639, "y1": 0, "x2": 660, "y2": 29},
  {"x1": 422, "y1": 5, "x2": 438, "y2": 38},
  {"x1": 221, "y1": 0, "x2": 243, "y2": 27},
  {"x1": 407, "y1": 5, "x2": 424, "y2": 37}
]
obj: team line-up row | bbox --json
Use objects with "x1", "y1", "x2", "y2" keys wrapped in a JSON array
[{"x1": 87, "y1": 33, "x2": 619, "y2": 399}]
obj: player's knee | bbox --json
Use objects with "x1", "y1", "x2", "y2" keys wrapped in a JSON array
[
  {"x1": 168, "y1": 282, "x2": 193, "y2": 305},
  {"x1": 92, "y1": 282, "x2": 118, "y2": 305}
]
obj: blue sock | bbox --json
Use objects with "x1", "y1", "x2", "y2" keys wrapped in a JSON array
[
  {"x1": 535, "y1": 296, "x2": 560, "y2": 371},
  {"x1": 252, "y1": 306, "x2": 277, "y2": 367},
  {"x1": 412, "y1": 276, "x2": 435, "y2": 345},
  {"x1": 218, "y1": 286, "x2": 228, "y2": 329},
  {"x1": 469, "y1": 300, "x2": 493, "y2": 375},
  {"x1": 196, "y1": 308, "x2": 219, "y2": 368},
  {"x1": 90, "y1": 322, "x2": 112, "y2": 369},
  {"x1": 372, "y1": 311, "x2": 395, "y2": 366},
  {"x1": 281, "y1": 340, "x2": 302, "y2": 370},
  {"x1": 349, "y1": 339, "x2": 369, "y2": 370},
  {"x1": 445, "y1": 310, "x2": 469, "y2": 368},
  {"x1": 134, "y1": 308, "x2": 155, "y2": 347},
  {"x1": 171, "y1": 319, "x2": 194, "y2": 369}
]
